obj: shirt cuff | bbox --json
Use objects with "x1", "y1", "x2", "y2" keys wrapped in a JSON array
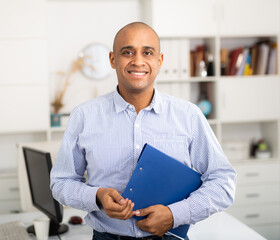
[
  {"x1": 168, "y1": 200, "x2": 191, "y2": 228},
  {"x1": 81, "y1": 186, "x2": 101, "y2": 212}
]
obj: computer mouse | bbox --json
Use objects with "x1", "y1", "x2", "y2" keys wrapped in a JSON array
[{"x1": 68, "y1": 216, "x2": 83, "y2": 225}]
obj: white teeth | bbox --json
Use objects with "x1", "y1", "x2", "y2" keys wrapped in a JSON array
[{"x1": 130, "y1": 72, "x2": 146, "y2": 75}]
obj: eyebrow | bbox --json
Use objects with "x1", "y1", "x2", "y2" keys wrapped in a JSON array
[{"x1": 119, "y1": 46, "x2": 156, "y2": 52}]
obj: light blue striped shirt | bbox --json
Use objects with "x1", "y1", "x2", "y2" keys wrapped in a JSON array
[{"x1": 50, "y1": 88, "x2": 236, "y2": 238}]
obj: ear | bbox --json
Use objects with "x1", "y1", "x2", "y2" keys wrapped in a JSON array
[
  {"x1": 158, "y1": 52, "x2": 163, "y2": 70},
  {"x1": 109, "y1": 51, "x2": 116, "y2": 69}
]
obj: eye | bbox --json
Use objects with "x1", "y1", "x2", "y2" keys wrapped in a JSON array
[
  {"x1": 122, "y1": 50, "x2": 133, "y2": 56},
  {"x1": 144, "y1": 51, "x2": 153, "y2": 56}
]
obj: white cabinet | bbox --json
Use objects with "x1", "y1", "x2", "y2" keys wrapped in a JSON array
[
  {"x1": 143, "y1": 0, "x2": 218, "y2": 37},
  {"x1": 218, "y1": 76, "x2": 280, "y2": 122},
  {"x1": 227, "y1": 161, "x2": 280, "y2": 240},
  {"x1": 219, "y1": 0, "x2": 280, "y2": 36},
  {"x1": 144, "y1": 0, "x2": 280, "y2": 37},
  {"x1": 145, "y1": 1, "x2": 280, "y2": 239},
  {"x1": 0, "y1": 171, "x2": 21, "y2": 214}
]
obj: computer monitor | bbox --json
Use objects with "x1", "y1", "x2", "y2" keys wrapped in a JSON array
[{"x1": 23, "y1": 147, "x2": 68, "y2": 236}]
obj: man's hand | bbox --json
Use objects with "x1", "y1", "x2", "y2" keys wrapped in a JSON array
[
  {"x1": 135, "y1": 205, "x2": 174, "y2": 236},
  {"x1": 96, "y1": 187, "x2": 134, "y2": 220}
]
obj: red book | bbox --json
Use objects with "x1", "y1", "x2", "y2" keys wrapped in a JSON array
[{"x1": 228, "y1": 47, "x2": 243, "y2": 76}]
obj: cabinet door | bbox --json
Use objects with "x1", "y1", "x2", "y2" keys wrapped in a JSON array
[
  {"x1": 0, "y1": 177, "x2": 19, "y2": 200},
  {"x1": 218, "y1": 77, "x2": 280, "y2": 122},
  {"x1": 219, "y1": 0, "x2": 279, "y2": 36},
  {"x1": 144, "y1": 0, "x2": 218, "y2": 37},
  {"x1": 227, "y1": 204, "x2": 280, "y2": 225},
  {"x1": 234, "y1": 162, "x2": 280, "y2": 184},
  {"x1": 234, "y1": 184, "x2": 280, "y2": 206},
  {"x1": 0, "y1": 85, "x2": 49, "y2": 132}
]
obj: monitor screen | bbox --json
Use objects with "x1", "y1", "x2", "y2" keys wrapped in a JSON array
[{"x1": 23, "y1": 147, "x2": 68, "y2": 236}]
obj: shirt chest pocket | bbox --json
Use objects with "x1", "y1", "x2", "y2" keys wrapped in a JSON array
[{"x1": 153, "y1": 136, "x2": 189, "y2": 165}]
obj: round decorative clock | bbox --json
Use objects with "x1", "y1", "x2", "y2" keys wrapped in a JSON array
[{"x1": 79, "y1": 43, "x2": 112, "y2": 80}]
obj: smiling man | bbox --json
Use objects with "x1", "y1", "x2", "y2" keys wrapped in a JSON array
[
  {"x1": 51, "y1": 22, "x2": 236, "y2": 240},
  {"x1": 110, "y1": 22, "x2": 163, "y2": 113}
]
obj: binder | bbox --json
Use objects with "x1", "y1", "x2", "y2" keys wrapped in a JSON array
[
  {"x1": 158, "y1": 39, "x2": 170, "y2": 82},
  {"x1": 170, "y1": 39, "x2": 180, "y2": 80},
  {"x1": 122, "y1": 144, "x2": 202, "y2": 240}
]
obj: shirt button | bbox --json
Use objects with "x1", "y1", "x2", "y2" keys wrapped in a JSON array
[
  {"x1": 135, "y1": 123, "x2": 139, "y2": 128},
  {"x1": 137, "y1": 232, "x2": 142, "y2": 237},
  {"x1": 136, "y1": 144, "x2": 140, "y2": 149},
  {"x1": 129, "y1": 105, "x2": 134, "y2": 109}
]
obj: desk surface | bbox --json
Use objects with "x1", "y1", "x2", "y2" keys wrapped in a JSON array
[{"x1": 0, "y1": 209, "x2": 266, "y2": 240}]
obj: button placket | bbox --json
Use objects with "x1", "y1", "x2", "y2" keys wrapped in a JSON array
[{"x1": 133, "y1": 113, "x2": 143, "y2": 167}]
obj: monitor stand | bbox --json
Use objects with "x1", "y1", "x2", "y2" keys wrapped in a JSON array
[{"x1": 27, "y1": 221, "x2": 68, "y2": 236}]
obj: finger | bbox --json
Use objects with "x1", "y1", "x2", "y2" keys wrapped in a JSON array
[
  {"x1": 136, "y1": 218, "x2": 149, "y2": 231},
  {"x1": 109, "y1": 199, "x2": 130, "y2": 214},
  {"x1": 109, "y1": 189, "x2": 126, "y2": 205},
  {"x1": 108, "y1": 201, "x2": 134, "y2": 219},
  {"x1": 106, "y1": 198, "x2": 129, "y2": 212},
  {"x1": 134, "y1": 206, "x2": 154, "y2": 217}
]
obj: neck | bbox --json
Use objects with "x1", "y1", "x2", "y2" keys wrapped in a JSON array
[{"x1": 118, "y1": 86, "x2": 154, "y2": 114}]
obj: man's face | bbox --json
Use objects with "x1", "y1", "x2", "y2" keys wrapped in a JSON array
[{"x1": 109, "y1": 26, "x2": 163, "y2": 95}]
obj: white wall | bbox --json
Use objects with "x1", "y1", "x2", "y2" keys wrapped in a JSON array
[
  {"x1": 47, "y1": 0, "x2": 141, "y2": 113},
  {"x1": 0, "y1": 0, "x2": 142, "y2": 169}
]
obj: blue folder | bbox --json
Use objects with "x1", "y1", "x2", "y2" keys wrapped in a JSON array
[{"x1": 122, "y1": 143, "x2": 202, "y2": 240}]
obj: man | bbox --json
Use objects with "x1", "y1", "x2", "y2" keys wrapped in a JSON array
[{"x1": 50, "y1": 22, "x2": 236, "y2": 240}]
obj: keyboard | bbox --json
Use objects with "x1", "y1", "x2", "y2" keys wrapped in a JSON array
[{"x1": 0, "y1": 221, "x2": 31, "y2": 240}]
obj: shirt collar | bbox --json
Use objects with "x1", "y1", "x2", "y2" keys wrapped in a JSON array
[
  {"x1": 113, "y1": 87, "x2": 164, "y2": 114},
  {"x1": 113, "y1": 87, "x2": 130, "y2": 113},
  {"x1": 146, "y1": 88, "x2": 163, "y2": 114}
]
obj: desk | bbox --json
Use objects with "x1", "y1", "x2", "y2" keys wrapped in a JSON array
[
  {"x1": 0, "y1": 208, "x2": 91, "y2": 240},
  {"x1": 0, "y1": 208, "x2": 266, "y2": 240}
]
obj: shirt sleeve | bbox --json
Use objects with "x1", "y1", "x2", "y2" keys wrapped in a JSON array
[
  {"x1": 50, "y1": 107, "x2": 100, "y2": 212},
  {"x1": 168, "y1": 104, "x2": 236, "y2": 228}
]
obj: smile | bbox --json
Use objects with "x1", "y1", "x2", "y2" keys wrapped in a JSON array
[{"x1": 128, "y1": 71, "x2": 148, "y2": 76}]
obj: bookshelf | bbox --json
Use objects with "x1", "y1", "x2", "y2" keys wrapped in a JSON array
[{"x1": 143, "y1": 0, "x2": 280, "y2": 239}]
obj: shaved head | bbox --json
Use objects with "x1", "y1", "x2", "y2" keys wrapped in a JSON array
[
  {"x1": 113, "y1": 22, "x2": 160, "y2": 52},
  {"x1": 109, "y1": 21, "x2": 163, "y2": 107}
]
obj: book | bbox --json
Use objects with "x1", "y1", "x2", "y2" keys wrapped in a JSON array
[
  {"x1": 122, "y1": 144, "x2": 202, "y2": 240},
  {"x1": 267, "y1": 42, "x2": 278, "y2": 75},
  {"x1": 228, "y1": 47, "x2": 243, "y2": 75},
  {"x1": 256, "y1": 42, "x2": 270, "y2": 75},
  {"x1": 220, "y1": 48, "x2": 229, "y2": 75},
  {"x1": 190, "y1": 51, "x2": 195, "y2": 77},
  {"x1": 243, "y1": 52, "x2": 253, "y2": 76},
  {"x1": 236, "y1": 47, "x2": 249, "y2": 76},
  {"x1": 250, "y1": 45, "x2": 258, "y2": 75}
]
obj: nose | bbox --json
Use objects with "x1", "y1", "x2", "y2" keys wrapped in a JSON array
[{"x1": 131, "y1": 52, "x2": 145, "y2": 66}]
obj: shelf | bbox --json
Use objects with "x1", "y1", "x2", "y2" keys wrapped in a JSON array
[
  {"x1": 221, "y1": 119, "x2": 280, "y2": 124},
  {"x1": 0, "y1": 129, "x2": 48, "y2": 135},
  {"x1": 189, "y1": 77, "x2": 216, "y2": 82},
  {"x1": 230, "y1": 158, "x2": 280, "y2": 165},
  {"x1": 208, "y1": 119, "x2": 218, "y2": 125},
  {"x1": 220, "y1": 75, "x2": 279, "y2": 80},
  {"x1": 157, "y1": 79, "x2": 190, "y2": 84},
  {"x1": 157, "y1": 77, "x2": 217, "y2": 83},
  {"x1": 49, "y1": 127, "x2": 66, "y2": 133}
]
